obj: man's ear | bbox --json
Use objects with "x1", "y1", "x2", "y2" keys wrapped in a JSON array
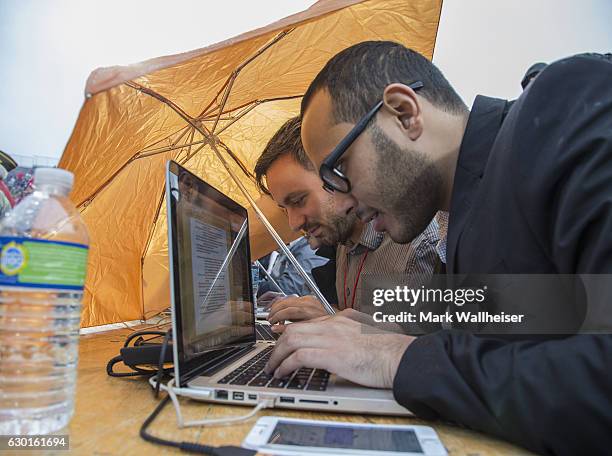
[{"x1": 382, "y1": 83, "x2": 423, "y2": 141}]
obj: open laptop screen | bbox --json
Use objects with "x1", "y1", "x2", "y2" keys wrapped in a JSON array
[{"x1": 167, "y1": 161, "x2": 255, "y2": 368}]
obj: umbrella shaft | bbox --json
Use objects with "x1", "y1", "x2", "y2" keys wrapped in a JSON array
[{"x1": 207, "y1": 140, "x2": 335, "y2": 315}]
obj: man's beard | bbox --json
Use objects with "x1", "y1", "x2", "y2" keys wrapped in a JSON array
[
  {"x1": 370, "y1": 123, "x2": 442, "y2": 244},
  {"x1": 307, "y1": 210, "x2": 357, "y2": 247},
  {"x1": 325, "y1": 211, "x2": 358, "y2": 245}
]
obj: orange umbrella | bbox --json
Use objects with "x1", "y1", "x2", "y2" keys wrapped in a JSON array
[{"x1": 61, "y1": 0, "x2": 443, "y2": 327}]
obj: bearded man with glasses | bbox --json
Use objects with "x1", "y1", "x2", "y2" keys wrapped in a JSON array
[{"x1": 265, "y1": 41, "x2": 612, "y2": 454}]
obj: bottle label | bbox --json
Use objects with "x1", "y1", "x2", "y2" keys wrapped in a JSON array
[{"x1": 0, "y1": 237, "x2": 88, "y2": 290}]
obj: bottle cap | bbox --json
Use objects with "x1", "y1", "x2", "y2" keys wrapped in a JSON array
[{"x1": 34, "y1": 167, "x2": 74, "y2": 191}]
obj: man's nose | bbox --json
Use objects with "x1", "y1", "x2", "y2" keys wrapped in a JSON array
[
  {"x1": 355, "y1": 203, "x2": 377, "y2": 222},
  {"x1": 333, "y1": 192, "x2": 358, "y2": 216},
  {"x1": 287, "y1": 209, "x2": 306, "y2": 232}
]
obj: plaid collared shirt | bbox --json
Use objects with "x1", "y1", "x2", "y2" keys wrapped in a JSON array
[
  {"x1": 346, "y1": 221, "x2": 385, "y2": 255},
  {"x1": 436, "y1": 211, "x2": 448, "y2": 265},
  {"x1": 336, "y1": 215, "x2": 444, "y2": 311}
]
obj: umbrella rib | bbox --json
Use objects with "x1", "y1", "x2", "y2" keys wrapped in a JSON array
[
  {"x1": 217, "y1": 141, "x2": 256, "y2": 179},
  {"x1": 77, "y1": 156, "x2": 138, "y2": 208},
  {"x1": 179, "y1": 142, "x2": 206, "y2": 165},
  {"x1": 139, "y1": 127, "x2": 198, "y2": 319},
  {"x1": 200, "y1": 92, "x2": 302, "y2": 121},
  {"x1": 205, "y1": 28, "x2": 295, "y2": 132},
  {"x1": 140, "y1": 128, "x2": 201, "y2": 273},
  {"x1": 136, "y1": 125, "x2": 193, "y2": 156},
  {"x1": 140, "y1": 188, "x2": 167, "y2": 262},
  {"x1": 77, "y1": 125, "x2": 197, "y2": 208},
  {"x1": 214, "y1": 94, "x2": 303, "y2": 136},
  {"x1": 136, "y1": 138, "x2": 207, "y2": 159},
  {"x1": 236, "y1": 28, "x2": 294, "y2": 74},
  {"x1": 199, "y1": 77, "x2": 231, "y2": 120},
  {"x1": 139, "y1": 187, "x2": 166, "y2": 320},
  {"x1": 213, "y1": 101, "x2": 261, "y2": 135},
  {"x1": 210, "y1": 72, "x2": 238, "y2": 134},
  {"x1": 125, "y1": 80, "x2": 255, "y2": 180},
  {"x1": 161, "y1": 127, "x2": 195, "y2": 164},
  {"x1": 126, "y1": 81, "x2": 197, "y2": 129},
  {"x1": 178, "y1": 127, "x2": 196, "y2": 163}
]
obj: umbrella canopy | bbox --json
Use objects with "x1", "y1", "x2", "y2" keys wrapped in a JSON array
[{"x1": 61, "y1": 0, "x2": 443, "y2": 327}]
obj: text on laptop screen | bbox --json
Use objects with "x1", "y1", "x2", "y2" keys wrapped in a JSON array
[{"x1": 168, "y1": 163, "x2": 255, "y2": 361}]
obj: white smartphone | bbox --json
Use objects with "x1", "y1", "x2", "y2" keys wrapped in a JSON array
[{"x1": 242, "y1": 416, "x2": 447, "y2": 456}]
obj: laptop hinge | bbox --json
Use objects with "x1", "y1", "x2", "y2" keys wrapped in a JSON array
[{"x1": 181, "y1": 344, "x2": 256, "y2": 385}]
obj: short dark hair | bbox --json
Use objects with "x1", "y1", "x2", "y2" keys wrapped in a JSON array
[
  {"x1": 254, "y1": 116, "x2": 314, "y2": 195},
  {"x1": 301, "y1": 41, "x2": 467, "y2": 123}
]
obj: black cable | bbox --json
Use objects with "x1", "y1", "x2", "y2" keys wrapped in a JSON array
[
  {"x1": 139, "y1": 395, "x2": 256, "y2": 455},
  {"x1": 155, "y1": 329, "x2": 172, "y2": 398},
  {"x1": 136, "y1": 335, "x2": 167, "y2": 345},
  {"x1": 124, "y1": 330, "x2": 166, "y2": 347},
  {"x1": 139, "y1": 396, "x2": 180, "y2": 449},
  {"x1": 109, "y1": 328, "x2": 256, "y2": 455},
  {"x1": 106, "y1": 355, "x2": 159, "y2": 377},
  {"x1": 106, "y1": 329, "x2": 173, "y2": 378}
]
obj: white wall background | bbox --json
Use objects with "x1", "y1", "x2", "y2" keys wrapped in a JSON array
[
  {"x1": 433, "y1": 0, "x2": 612, "y2": 106},
  {"x1": 1, "y1": 0, "x2": 611, "y2": 165},
  {"x1": 0, "y1": 0, "x2": 314, "y2": 165}
]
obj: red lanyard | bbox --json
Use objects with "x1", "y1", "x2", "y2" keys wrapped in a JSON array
[{"x1": 343, "y1": 250, "x2": 369, "y2": 309}]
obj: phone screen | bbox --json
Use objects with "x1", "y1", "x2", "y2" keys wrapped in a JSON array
[{"x1": 268, "y1": 421, "x2": 423, "y2": 453}]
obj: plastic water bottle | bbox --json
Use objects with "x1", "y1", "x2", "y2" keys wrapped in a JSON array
[{"x1": 0, "y1": 168, "x2": 89, "y2": 435}]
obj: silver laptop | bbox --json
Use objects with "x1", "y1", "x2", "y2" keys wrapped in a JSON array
[{"x1": 166, "y1": 160, "x2": 410, "y2": 416}]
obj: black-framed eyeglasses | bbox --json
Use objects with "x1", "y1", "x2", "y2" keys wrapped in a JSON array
[{"x1": 319, "y1": 80, "x2": 424, "y2": 193}]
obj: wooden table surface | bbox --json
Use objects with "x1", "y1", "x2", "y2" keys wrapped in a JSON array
[{"x1": 52, "y1": 327, "x2": 535, "y2": 455}]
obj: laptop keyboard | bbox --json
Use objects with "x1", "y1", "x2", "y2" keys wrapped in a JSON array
[
  {"x1": 217, "y1": 346, "x2": 330, "y2": 391},
  {"x1": 255, "y1": 323, "x2": 279, "y2": 341}
]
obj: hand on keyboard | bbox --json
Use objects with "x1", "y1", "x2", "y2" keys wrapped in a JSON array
[
  {"x1": 267, "y1": 295, "x2": 333, "y2": 324},
  {"x1": 258, "y1": 291, "x2": 294, "y2": 308},
  {"x1": 264, "y1": 315, "x2": 414, "y2": 389},
  {"x1": 218, "y1": 347, "x2": 330, "y2": 391}
]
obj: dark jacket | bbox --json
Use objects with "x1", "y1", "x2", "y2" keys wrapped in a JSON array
[{"x1": 393, "y1": 54, "x2": 612, "y2": 455}]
